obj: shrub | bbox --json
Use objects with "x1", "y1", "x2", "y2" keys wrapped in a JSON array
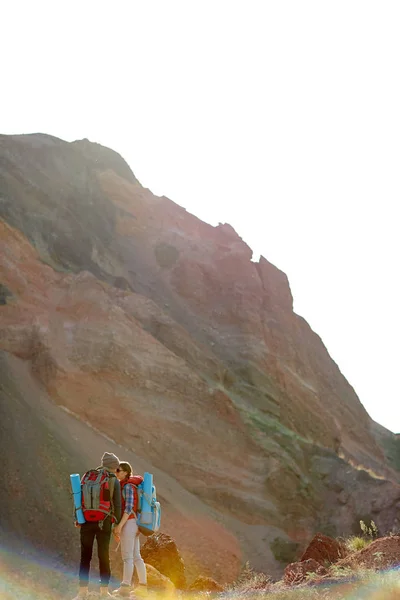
[
  {"x1": 346, "y1": 536, "x2": 371, "y2": 552},
  {"x1": 360, "y1": 520, "x2": 378, "y2": 538},
  {"x1": 230, "y1": 561, "x2": 271, "y2": 593},
  {"x1": 345, "y1": 520, "x2": 377, "y2": 553},
  {"x1": 270, "y1": 537, "x2": 300, "y2": 564},
  {"x1": 329, "y1": 564, "x2": 355, "y2": 578}
]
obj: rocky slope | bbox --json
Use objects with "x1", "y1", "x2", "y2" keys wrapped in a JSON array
[{"x1": 1, "y1": 133, "x2": 399, "y2": 582}]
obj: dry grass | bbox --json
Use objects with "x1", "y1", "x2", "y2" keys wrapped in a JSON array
[
  {"x1": 228, "y1": 569, "x2": 400, "y2": 599},
  {"x1": 342, "y1": 519, "x2": 378, "y2": 554},
  {"x1": 1, "y1": 528, "x2": 399, "y2": 600},
  {"x1": 228, "y1": 561, "x2": 272, "y2": 594},
  {"x1": 345, "y1": 535, "x2": 372, "y2": 552},
  {"x1": 226, "y1": 551, "x2": 400, "y2": 600},
  {"x1": 2, "y1": 571, "x2": 400, "y2": 600}
]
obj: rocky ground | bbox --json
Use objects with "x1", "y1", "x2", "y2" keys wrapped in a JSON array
[{"x1": 2, "y1": 531, "x2": 400, "y2": 599}]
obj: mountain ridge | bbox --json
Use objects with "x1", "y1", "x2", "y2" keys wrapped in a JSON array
[{"x1": 1, "y1": 132, "x2": 399, "y2": 581}]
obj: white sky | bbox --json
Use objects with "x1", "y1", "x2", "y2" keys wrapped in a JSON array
[{"x1": 1, "y1": 1, "x2": 399, "y2": 432}]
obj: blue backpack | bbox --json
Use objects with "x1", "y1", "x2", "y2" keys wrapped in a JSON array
[{"x1": 137, "y1": 472, "x2": 161, "y2": 536}]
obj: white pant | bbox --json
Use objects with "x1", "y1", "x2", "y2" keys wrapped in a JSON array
[{"x1": 120, "y1": 519, "x2": 147, "y2": 586}]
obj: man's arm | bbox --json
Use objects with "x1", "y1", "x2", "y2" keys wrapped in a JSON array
[{"x1": 113, "y1": 477, "x2": 122, "y2": 524}]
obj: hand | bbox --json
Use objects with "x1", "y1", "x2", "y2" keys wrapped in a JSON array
[
  {"x1": 113, "y1": 525, "x2": 122, "y2": 539},
  {"x1": 74, "y1": 521, "x2": 81, "y2": 529}
]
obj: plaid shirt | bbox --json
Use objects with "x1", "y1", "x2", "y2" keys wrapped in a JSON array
[{"x1": 122, "y1": 483, "x2": 135, "y2": 515}]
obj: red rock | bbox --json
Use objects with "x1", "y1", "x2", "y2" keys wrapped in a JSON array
[
  {"x1": 284, "y1": 559, "x2": 328, "y2": 586},
  {"x1": 337, "y1": 535, "x2": 400, "y2": 571},
  {"x1": 141, "y1": 533, "x2": 186, "y2": 589},
  {"x1": 145, "y1": 564, "x2": 175, "y2": 591},
  {"x1": 300, "y1": 533, "x2": 347, "y2": 565}
]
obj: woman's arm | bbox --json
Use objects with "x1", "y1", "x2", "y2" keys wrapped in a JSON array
[
  {"x1": 123, "y1": 482, "x2": 135, "y2": 515},
  {"x1": 116, "y1": 512, "x2": 130, "y2": 532}
]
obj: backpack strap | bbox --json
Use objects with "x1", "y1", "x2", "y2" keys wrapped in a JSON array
[
  {"x1": 97, "y1": 471, "x2": 115, "y2": 529},
  {"x1": 129, "y1": 483, "x2": 139, "y2": 517},
  {"x1": 109, "y1": 474, "x2": 115, "y2": 516},
  {"x1": 141, "y1": 491, "x2": 153, "y2": 506},
  {"x1": 136, "y1": 486, "x2": 144, "y2": 513}
]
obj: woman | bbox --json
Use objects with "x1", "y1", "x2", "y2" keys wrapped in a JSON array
[{"x1": 112, "y1": 462, "x2": 147, "y2": 597}]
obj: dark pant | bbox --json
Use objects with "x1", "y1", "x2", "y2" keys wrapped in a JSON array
[{"x1": 79, "y1": 522, "x2": 112, "y2": 588}]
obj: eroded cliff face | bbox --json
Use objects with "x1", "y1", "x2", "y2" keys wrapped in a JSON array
[{"x1": 1, "y1": 133, "x2": 399, "y2": 579}]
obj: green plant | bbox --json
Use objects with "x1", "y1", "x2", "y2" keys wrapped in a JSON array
[
  {"x1": 270, "y1": 537, "x2": 300, "y2": 564},
  {"x1": 329, "y1": 565, "x2": 355, "y2": 578},
  {"x1": 345, "y1": 520, "x2": 378, "y2": 553},
  {"x1": 345, "y1": 536, "x2": 371, "y2": 552}
]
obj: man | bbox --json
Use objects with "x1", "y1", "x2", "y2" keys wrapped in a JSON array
[{"x1": 73, "y1": 452, "x2": 122, "y2": 599}]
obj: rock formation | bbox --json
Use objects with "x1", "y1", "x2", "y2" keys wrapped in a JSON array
[
  {"x1": 1, "y1": 133, "x2": 400, "y2": 583},
  {"x1": 284, "y1": 559, "x2": 328, "y2": 585},
  {"x1": 300, "y1": 533, "x2": 347, "y2": 565},
  {"x1": 141, "y1": 533, "x2": 186, "y2": 589}
]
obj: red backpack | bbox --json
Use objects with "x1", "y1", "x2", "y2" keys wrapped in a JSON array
[
  {"x1": 81, "y1": 469, "x2": 115, "y2": 523},
  {"x1": 120, "y1": 475, "x2": 143, "y2": 520}
]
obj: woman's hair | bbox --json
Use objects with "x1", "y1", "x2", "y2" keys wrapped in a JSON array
[{"x1": 119, "y1": 461, "x2": 132, "y2": 477}]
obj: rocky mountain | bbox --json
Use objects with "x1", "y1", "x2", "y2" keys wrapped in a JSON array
[{"x1": 1, "y1": 133, "x2": 399, "y2": 583}]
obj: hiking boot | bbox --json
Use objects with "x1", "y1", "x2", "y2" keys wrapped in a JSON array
[
  {"x1": 71, "y1": 588, "x2": 88, "y2": 600},
  {"x1": 99, "y1": 588, "x2": 113, "y2": 598},
  {"x1": 112, "y1": 584, "x2": 131, "y2": 597}
]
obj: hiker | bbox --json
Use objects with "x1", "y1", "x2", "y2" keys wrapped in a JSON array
[
  {"x1": 73, "y1": 452, "x2": 122, "y2": 600},
  {"x1": 112, "y1": 461, "x2": 147, "y2": 597}
]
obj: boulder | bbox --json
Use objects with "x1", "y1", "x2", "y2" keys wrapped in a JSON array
[
  {"x1": 141, "y1": 533, "x2": 186, "y2": 589},
  {"x1": 300, "y1": 532, "x2": 347, "y2": 565},
  {"x1": 284, "y1": 559, "x2": 327, "y2": 585},
  {"x1": 188, "y1": 575, "x2": 224, "y2": 593},
  {"x1": 337, "y1": 535, "x2": 400, "y2": 571},
  {"x1": 145, "y1": 563, "x2": 175, "y2": 591}
]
